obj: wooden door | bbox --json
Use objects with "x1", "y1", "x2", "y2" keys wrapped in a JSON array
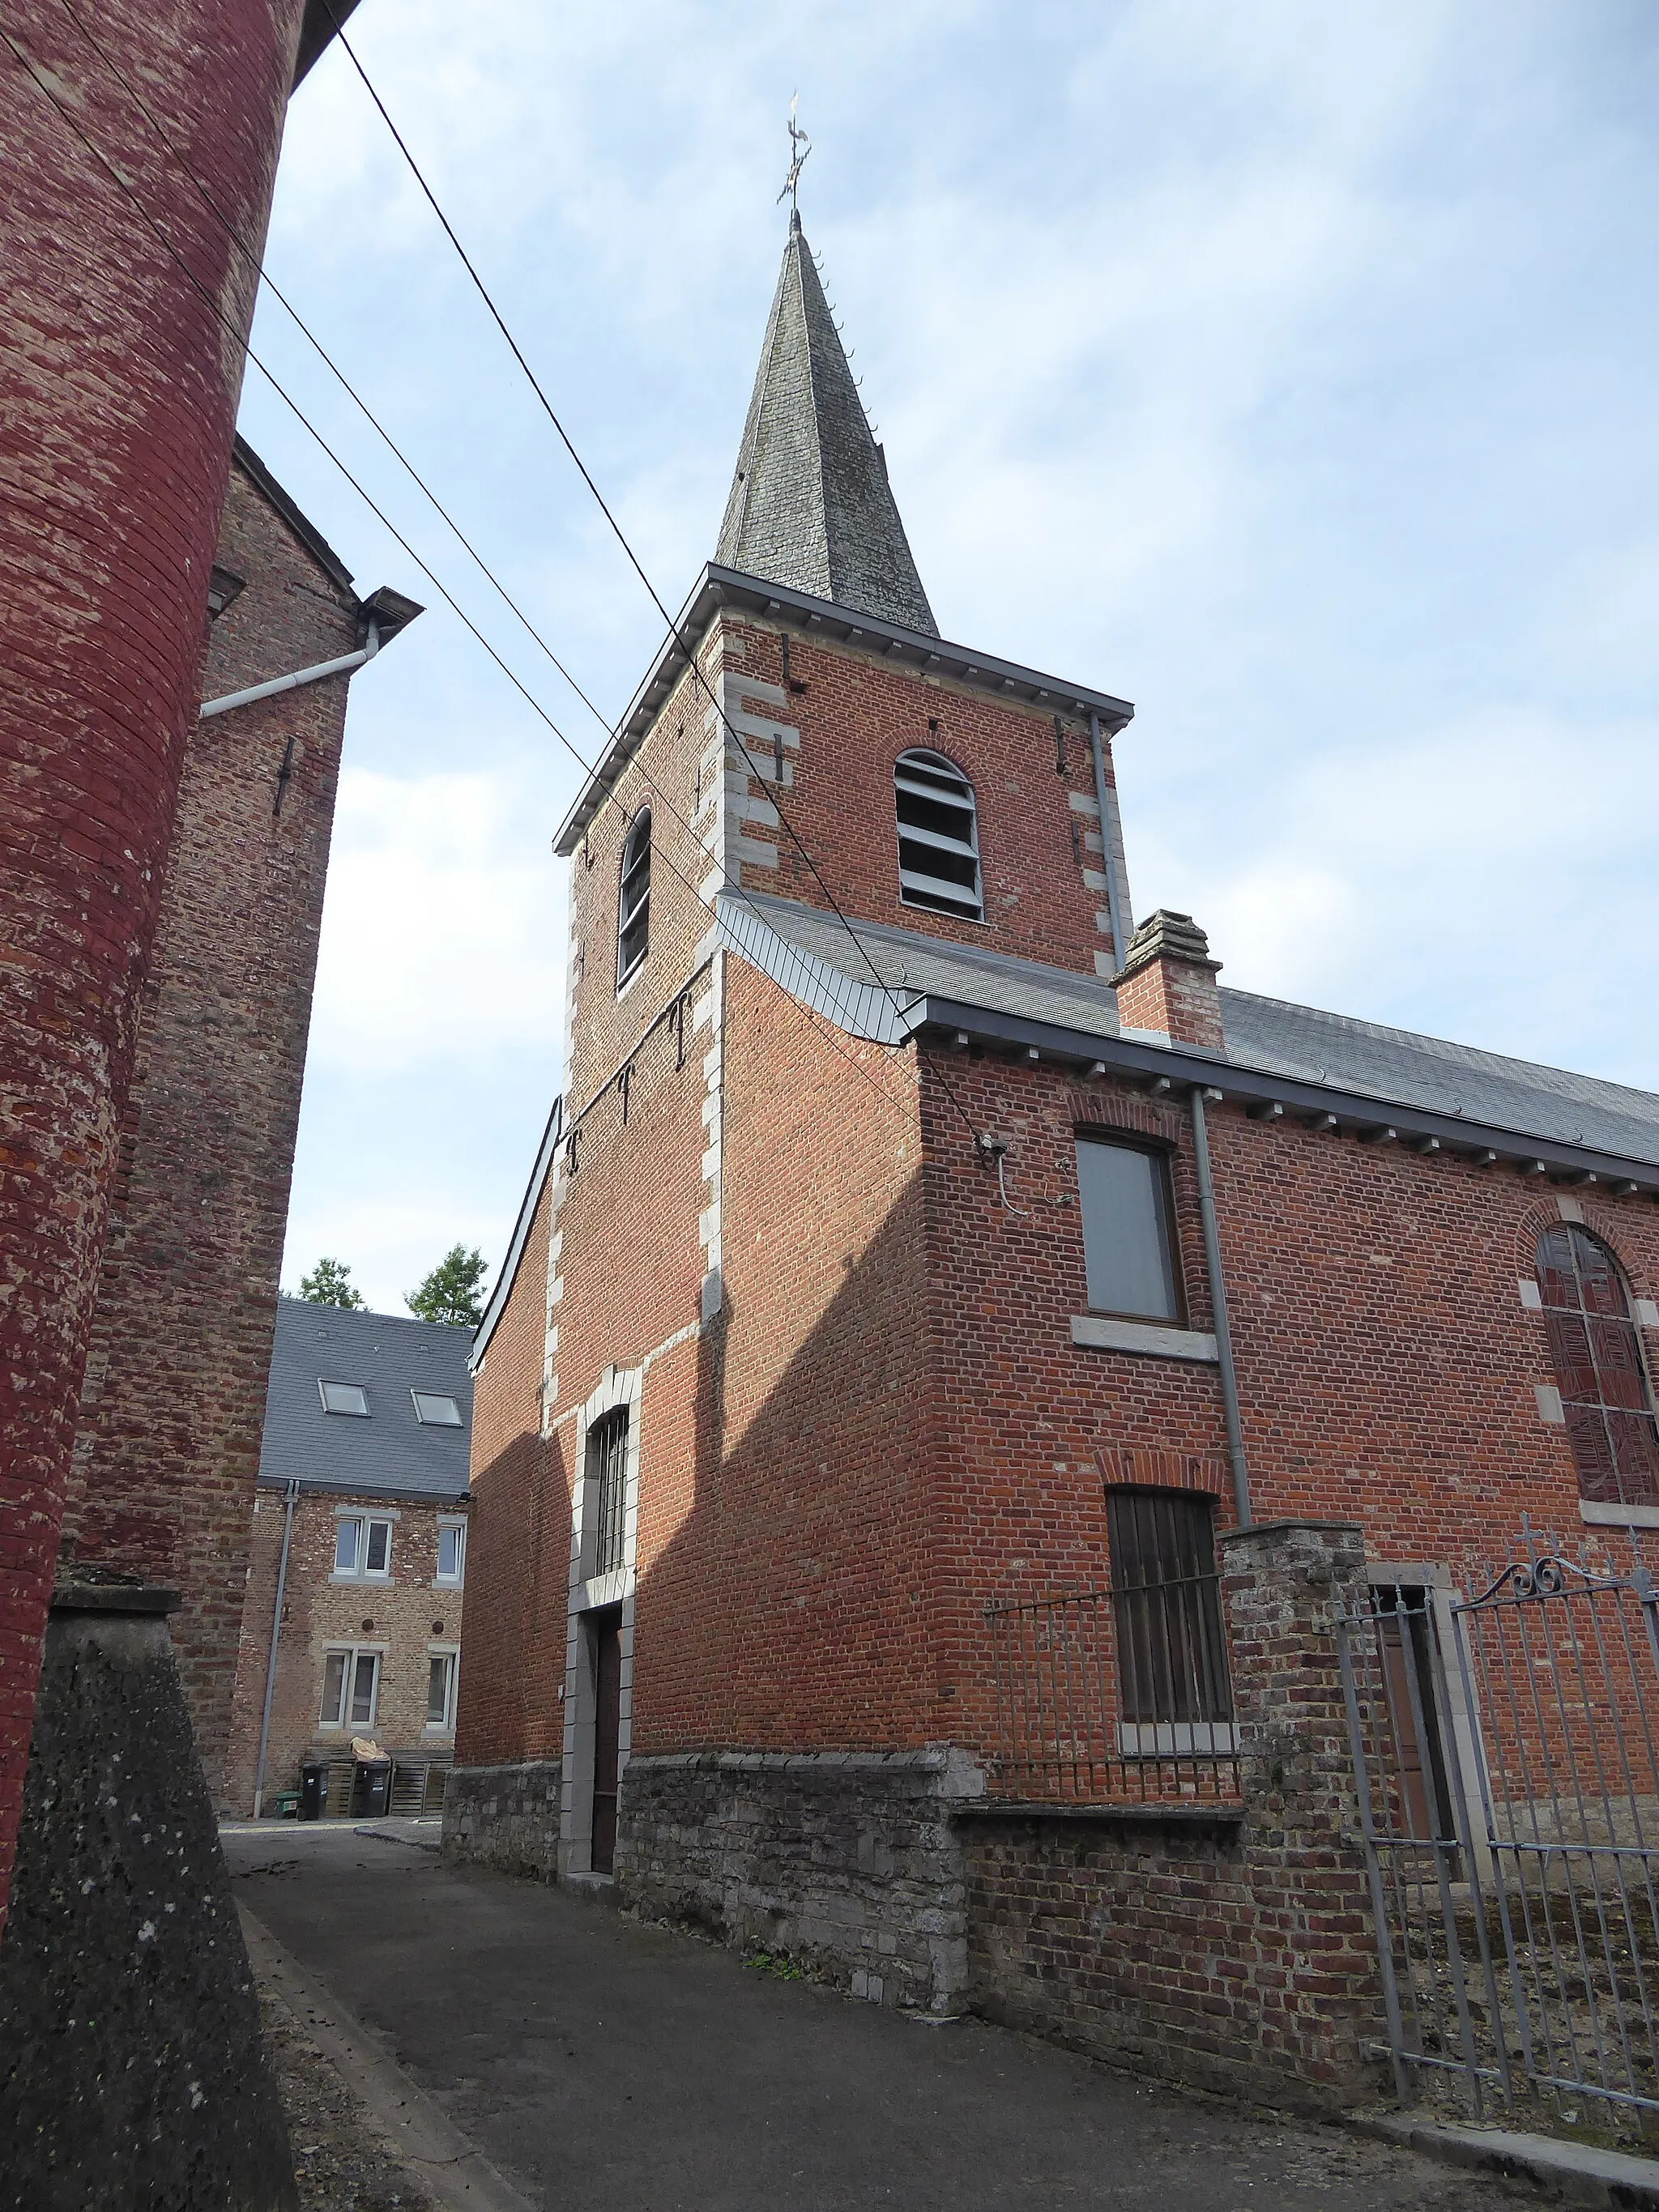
[{"x1": 590, "y1": 1609, "x2": 622, "y2": 1874}]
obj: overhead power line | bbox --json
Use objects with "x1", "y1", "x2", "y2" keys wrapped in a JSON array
[
  {"x1": 6, "y1": 15, "x2": 919, "y2": 1136},
  {"x1": 310, "y1": 0, "x2": 986, "y2": 1151}
]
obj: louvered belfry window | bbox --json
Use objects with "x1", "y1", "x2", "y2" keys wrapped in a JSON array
[
  {"x1": 1537, "y1": 1224, "x2": 1659, "y2": 1508},
  {"x1": 893, "y1": 749, "x2": 983, "y2": 920},
  {"x1": 617, "y1": 808, "x2": 651, "y2": 984}
]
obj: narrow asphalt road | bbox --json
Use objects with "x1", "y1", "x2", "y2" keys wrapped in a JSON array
[{"x1": 224, "y1": 1824, "x2": 1512, "y2": 2212}]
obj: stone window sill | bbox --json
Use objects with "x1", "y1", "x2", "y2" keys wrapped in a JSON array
[
  {"x1": 1070, "y1": 1315, "x2": 1219, "y2": 1363},
  {"x1": 1580, "y1": 1501, "x2": 1659, "y2": 1530}
]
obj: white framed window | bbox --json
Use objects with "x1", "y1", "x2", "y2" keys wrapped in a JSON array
[
  {"x1": 425, "y1": 1648, "x2": 459, "y2": 1733},
  {"x1": 412, "y1": 1390, "x2": 463, "y2": 1427},
  {"x1": 334, "y1": 1514, "x2": 394, "y2": 1580},
  {"x1": 894, "y1": 749, "x2": 983, "y2": 920},
  {"x1": 319, "y1": 1646, "x2": 382, "y2": 1730},
  {"x1": 434, "y1": 1516, "x2": 467, "y2": 1587},
  {"x1": 319, "y1": 1379, "x2": 370, "y2": 1417}
]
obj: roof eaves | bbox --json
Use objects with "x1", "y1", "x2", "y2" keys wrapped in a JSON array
[
  {"x1": 471, "y1": 1094, "x2": 566, "y2": 1368},
  {"x1": 552, "y1": 564, "x2": 1136, "y2": 857},
  {"x1": 910, "y1": 999, "x2": 1659, "y2": 1188},
  {"x1": 232, "y1": 435, "x2": 356, "y2": 599}
]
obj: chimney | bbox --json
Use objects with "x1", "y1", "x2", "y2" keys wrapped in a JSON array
[{"x1": 1111, "y1": 910, "x2": 1225, "y2": 1051}]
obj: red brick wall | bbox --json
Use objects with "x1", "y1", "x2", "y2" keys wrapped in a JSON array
[
  {"x1": 919, "y1": 1045, "x2": 1659, "y2": 1764},
  {"x1": 0, "y1": 0, "x2": 305, "y2": 1923},
  {"x1": 61, "y1": 458, "x2": 361, "y2": 1803},
  {"x1": 716, "y1": 613, "x2": 1122, "y2": 976},
  {"x1": 225, "y1": 1488, "x2": 468, "y2": 1816}
]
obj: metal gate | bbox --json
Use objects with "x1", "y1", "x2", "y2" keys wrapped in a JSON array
[{"x1": 1339, "y1": 1547, "x2": 1659, "y2": 2138}]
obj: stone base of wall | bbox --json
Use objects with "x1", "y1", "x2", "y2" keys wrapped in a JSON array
[
  {"x1": 615, "y1": 1747, "x2": 986, "y2": 2013},
  {"x1": 442, "y1": 1760, "x2": 563, "y2": 1879}
]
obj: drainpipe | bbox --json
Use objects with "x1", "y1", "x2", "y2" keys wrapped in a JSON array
[
  {"x1": 252, "y1": 1478, "x2": 301, "y2": 1818},
  {"x1": 1189, "y1": 1086, "x2": 1252, "y2": 1529},
  {"x1": 1088, "y1": 710, "x2": 1129, "y2": 969},
  {"x1": 198, "y1": 620, "x2": 380, "y2": 722}
]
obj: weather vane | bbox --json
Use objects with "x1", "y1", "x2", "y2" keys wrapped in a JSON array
[{"x1": 778, "y1": 94, "x2": 810, "y2": 215}]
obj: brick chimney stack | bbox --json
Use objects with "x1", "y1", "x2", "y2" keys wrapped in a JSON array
[{"x1": 1111, "y1": 910, "x2": 1226, "y2": 1051}]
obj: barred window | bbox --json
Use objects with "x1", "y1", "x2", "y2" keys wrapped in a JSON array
[
  {"x1": 617, "y1": 809, "x2": 651, "y2": 984},
  {"x1": 1537, "y1": 1224, "x2": 1659, "y2": 1509},
  {"x1": 894, "y1": 750, "x2": 982, "y2": 921},
  {"x1": 587, "y1": 1407, "x2": 629, "y2": 1576},
  {"x1": 1107, "y1": 1489, "x2": 1231, "y2": 1735}
]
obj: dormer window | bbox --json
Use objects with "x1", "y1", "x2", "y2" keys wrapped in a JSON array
[
  {"x1": 617, "y1": 808, "x2": 651, "y2": 984},
  {"x1": 894, "y1": 750, "x2": 982, "y2": 920}
]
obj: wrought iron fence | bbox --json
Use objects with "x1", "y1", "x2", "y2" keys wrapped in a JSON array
[
  {"x1": 986, "y1": 1558, "x2": 1241, "y2": 1804},
  {"x1": 1339, "y1": 1549, "x2": 1659, "y2": 2141}
]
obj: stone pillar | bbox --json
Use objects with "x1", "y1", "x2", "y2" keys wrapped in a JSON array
[
  {"x1": 1219, "y1": 1518, "x2": 1385, "y2": 2099},
  {"x1": 0, "y1": 1583, "x2": 296, "y2": 2208}
]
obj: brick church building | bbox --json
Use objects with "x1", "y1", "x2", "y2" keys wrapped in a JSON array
[{"x1": 451, "y1": 211, "x2": 1659, "y2": 2103}]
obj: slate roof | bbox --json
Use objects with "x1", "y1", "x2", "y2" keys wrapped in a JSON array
[
  {"x1": 258, "y1": 1298, "x2": 473, "y2": 1502},
  {"x1": 716, "y1": 214, "x2": 938, "y2": 636},
  {"x1": 723, "y1": 891, "x2": 1659, "y2": 1176}
]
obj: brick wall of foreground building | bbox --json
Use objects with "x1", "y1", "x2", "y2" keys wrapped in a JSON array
[
  {"x1": 224, "y1": 1488, "x2": 468, "y2": 1817},
  {"x1": 0, "y1": 0, "x2": 305, "y2": 1926},
  {"x1": 62, "y1": 452, "x2": 365, "y2": 1801}
]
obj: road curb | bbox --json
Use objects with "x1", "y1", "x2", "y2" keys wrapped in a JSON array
[
  {"x1": 1351, "y1": 2112, "x2": 1659, "y2": 2206},
  {"x1": 239, "y1": 1902, "x2": 535, "y2": 2212}
]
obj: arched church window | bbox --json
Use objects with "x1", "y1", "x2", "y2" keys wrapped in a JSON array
[
  {"x1": 893, "y1": 750, "x2": 983, "y2": 921},
  {"x1": 1537, "y1": 1223, "x2": 1659, "y2": 1509},
  {"x1": 617, "y1": 808, "x2": 651, "y2": 986}
]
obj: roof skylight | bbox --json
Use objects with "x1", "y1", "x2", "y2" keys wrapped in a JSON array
[
  {"x1": 318, "y1": 1380, "x2": 370, "y2": 1417},
  {"x1": 412, "y1": 1391, "x2": 463, "y2": 1427}
]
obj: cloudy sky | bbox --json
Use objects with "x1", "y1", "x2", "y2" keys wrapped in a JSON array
[{"x1": 243, "y1": 0, "x2": 1659, "y2": 1317}]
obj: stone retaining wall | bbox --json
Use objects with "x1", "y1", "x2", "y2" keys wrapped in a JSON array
[
  {"x1": 442, "y1": 1759, "x2": 562, "y2": 1879},
  {"x1": 614, "y1": 1745, "x2": 986, "y2": 2014}
]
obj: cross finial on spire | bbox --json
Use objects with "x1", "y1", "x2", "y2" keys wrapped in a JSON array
[{"x1": 777, "y1": 93, "x2": 810, "y2": 220}]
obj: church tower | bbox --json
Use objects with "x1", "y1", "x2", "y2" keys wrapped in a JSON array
[{"x1": 456, "y1": 207, "x2": 1144, "y2": 1988}]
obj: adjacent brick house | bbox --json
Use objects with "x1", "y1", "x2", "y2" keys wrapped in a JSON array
[
  {"x1": 227, "y1": 1299, "x2": 472, "y2": 1818},
  {"x1": 450, "y1": 212, "x2": 1659, "y2": 2106},
  {"x1": 60, "y1": 440, "x2": 420, "y2": 1806}
]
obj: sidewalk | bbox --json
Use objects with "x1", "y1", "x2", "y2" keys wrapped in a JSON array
[{"x1": 224, "y1": 1824, "x2": 1522, "y2": 2212}]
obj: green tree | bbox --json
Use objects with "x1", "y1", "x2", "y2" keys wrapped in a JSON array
[
  {"x1": 297, "y1": 1256, "x2": 365, "y2": 1309},
  {"x1": 406, "y1": 1243, "x2": 489, "y2": 1330}
]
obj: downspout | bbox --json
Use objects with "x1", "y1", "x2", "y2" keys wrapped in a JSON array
[
  {"x1": 1189, "y1": 1086, "x2": 1252, "y2": 1528},
  {"x1": 198, "y1": 619, "x2": 380, "y2": 722},
  {"x1": 1088, "y1": 710, "x2": 1129, "y2": 968},
  {"x1": 252, "y1": 1477, "x2": 301, "y2": 1818}
]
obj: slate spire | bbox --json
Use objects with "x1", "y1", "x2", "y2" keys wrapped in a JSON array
[{"x1": 717, "y1": 213, "x2": 938, "y2": 637}]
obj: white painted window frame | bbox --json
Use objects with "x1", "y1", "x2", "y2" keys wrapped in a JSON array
[
  {"x1": 331, "y1": 1510, "x2": 395, "y2": 1583},
  {"x1": 433, "y1": 1515, "x2": 467, "y2": 1588},
  {"x1": 424, "y1": 1644, "x2": 461, "y2": 1733},
  {"x1": 318, "y1": 1643, "x2": 385, "y2": 1731}
]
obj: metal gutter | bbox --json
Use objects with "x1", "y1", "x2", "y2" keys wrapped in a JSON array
[
  {"x1": 1189, "y1": 1085, "x2": 1252, "y2": 1528},
  {"x1": 906, "y1": 997, "x2": 1659, "y2": 1189}
]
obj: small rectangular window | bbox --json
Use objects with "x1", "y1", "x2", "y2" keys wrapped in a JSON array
[
  {"x1": 1107, "y1": 1490, "x2": 1231, "y2": 1738},
  {"x1": 364, "y1": 1519, "x2": 391, "y2": 1576},
  {"x1": 335, "y1": 1519, "x2": 361, "y2": 1575},
  {"x1": 436, "y1": 1521, "x2": 466, "y2": 1585},
  {"x1": 587, "y1": 1409, "x2": 629, "y2": 1577},
  {"x1": 412, "y1": 1391, "x2": 464, "y2": 1426},
  {"x1": 426, "y1": 1652, "x2": 458, "y2": 1730},
  {"x1": 319, "y1": 1380, "x2": 370, "y2": 1417},
  {"x1": 1076, "y1": 1138, "x2": 1179, "y2": 1322},
  {"x1": 320, "y1": 1645, "x2": 382, "y2": 1729}
]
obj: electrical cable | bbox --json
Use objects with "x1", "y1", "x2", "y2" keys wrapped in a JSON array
[
  {"x1": 311, "y1": 0, "x2": 987, "y2": 1153},
  {"x1": 41, "y1": 0, "x2": 924, "y2": 1138},
  {"x1": 2, "y1": 19, "x2": 919, "y2": 1139}
]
